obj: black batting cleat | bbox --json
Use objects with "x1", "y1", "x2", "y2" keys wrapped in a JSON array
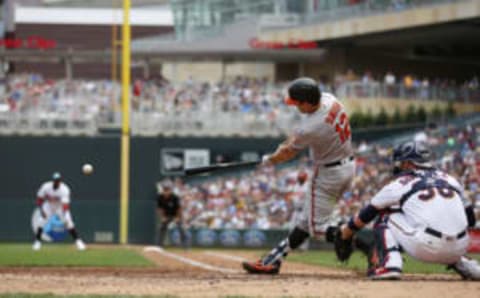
[{"x1": 242, "y1": 259, "x2": 281, "y2": 275}]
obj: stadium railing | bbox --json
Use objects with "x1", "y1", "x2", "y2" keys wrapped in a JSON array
[
  {"x1": 0, "y1": 112, "x2": 97, "y2": 136},
  {"x1": 131, "y1": 110, "x2": 295, "y2": 137},
  {"x1": 337, "y1": 81, "x2": 479, "y2": 102}
]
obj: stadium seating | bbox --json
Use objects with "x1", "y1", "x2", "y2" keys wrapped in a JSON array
[{"x1": 0, "y1": 73, "x2": 478, "y2": 136}]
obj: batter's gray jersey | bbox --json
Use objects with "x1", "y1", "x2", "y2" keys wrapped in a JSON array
[
  {"x1": 291, "y1": 93, "x2": 353, "y2": 164},
  {"x1": 290, "y1": 92, "x2": 355, "y2": 236}
]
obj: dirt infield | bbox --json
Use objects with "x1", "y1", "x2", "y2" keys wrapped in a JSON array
[{"x1": 0, "y1": 247, "x2": 479, "y2": 297}]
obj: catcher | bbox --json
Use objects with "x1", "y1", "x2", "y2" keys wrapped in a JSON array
[{"x1": 336, "y1": 141, "x2": 480, "y2": 280}]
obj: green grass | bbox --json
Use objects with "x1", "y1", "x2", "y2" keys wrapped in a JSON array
[
  {"x1": 288, "y1": 250, "x2": 480, "y2": 274},
  {"x1": 0, "y1": 244, "x2": 153, "y2": 267}
]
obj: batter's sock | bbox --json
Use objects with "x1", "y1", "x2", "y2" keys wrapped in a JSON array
[
  {"x1": 69, "y1": 228, "x2": 79, "y2": 240},
  {"x1": 261, "y1": 228, "x2": 310, "y2": 266},
  {"x1": 35, "y1": 227, "x2": 43, "y2": 241},
  {"x1": 262, "y1": 239, "x2": 290, "y2": 266}
]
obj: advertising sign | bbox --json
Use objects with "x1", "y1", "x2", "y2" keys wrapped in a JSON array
[{"x1": 161, "y1": 148, "x2": 210, "y2": 175}]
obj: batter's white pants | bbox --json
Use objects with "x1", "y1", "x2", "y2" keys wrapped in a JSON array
[
  {"x1": 38, "y1": 203, "x2": 75, "y2": 229},
  {"x1": 383, "y1": 213, "x2": 469, "y2": 269},
  {"x1": 295, "y1": 159, "x2": 355, "y2": 237}
]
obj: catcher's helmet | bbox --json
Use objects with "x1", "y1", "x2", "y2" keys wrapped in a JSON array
[
  {"x1": 285, "y1": 77, "x2": 321, "y2": 106},
  {"x1": 392, "y1": 141, "x2": 432, "y2": 174}
]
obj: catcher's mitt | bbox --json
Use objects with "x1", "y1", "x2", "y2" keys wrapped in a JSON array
[{"x1": 334, "y1": 228, "x2": 353, "y2": 262}]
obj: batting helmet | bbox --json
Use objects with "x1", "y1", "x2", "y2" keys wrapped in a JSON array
[{"x1": 285, "y1": 77, "x2": 321, "y2": 106}]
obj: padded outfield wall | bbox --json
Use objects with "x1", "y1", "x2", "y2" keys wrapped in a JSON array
[{"x1": 0, "y1": 126, "x2": 421, "y2": 245}]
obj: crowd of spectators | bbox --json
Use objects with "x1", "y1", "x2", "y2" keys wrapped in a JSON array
[
  {"x1": 166, "y1": 123, "x2": 480, "y2": 230},
  {"x1": 1, "y1": 72, "x2": 478, "y2": 125},
  {"x1": 0, "y1": 73, "x2": 118, "y2": 122},
  {"x1": 0, "y1": 74, "x2": 286, "y2": 116},
  {"x1": 333, "y1": 69, "x2": 479, "y2": 102}
]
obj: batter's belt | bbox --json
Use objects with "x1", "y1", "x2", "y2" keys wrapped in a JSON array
[{"x1": 323, "y1": 156, "x2": 354, "y2": 168}]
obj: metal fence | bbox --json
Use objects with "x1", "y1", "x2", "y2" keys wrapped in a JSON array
[
  {"x1": 337, "y1": 82, "x2": 480, "y2": 103},
  {"x1": 0, "y1": 112, "x2": 97, "y2": 136},
  {"x1": 0, "y1": 110, "x2": 298, "y2": 137},
  {"x1": 131, "y1": 110, "x2": 296, "y2": 137}
]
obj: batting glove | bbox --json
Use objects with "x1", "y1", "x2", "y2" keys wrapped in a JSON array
[{"x1": 261, "y1": 154, "x2": 273, "y2": 166}]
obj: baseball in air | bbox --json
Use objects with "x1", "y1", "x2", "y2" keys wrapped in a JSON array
[{"x1": 82, "y1": 163, "x2": 94, "y2": 175}]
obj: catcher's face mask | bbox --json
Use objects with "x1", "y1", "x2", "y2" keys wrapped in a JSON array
[
  {"x1": 391, "y1": 140, "x2": 432, "y2": 175},
  {"x1": 392, "y1": 161, "x2": 403, "y2": 176}
]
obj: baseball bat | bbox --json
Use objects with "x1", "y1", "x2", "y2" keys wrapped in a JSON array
[{"x1": 184, "y1": 160, "x2": 260, "y2": 176}]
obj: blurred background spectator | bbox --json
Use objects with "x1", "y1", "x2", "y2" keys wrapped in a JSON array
[{"x1": 170, "y1": 122, "x2": 480, "y2": 230}]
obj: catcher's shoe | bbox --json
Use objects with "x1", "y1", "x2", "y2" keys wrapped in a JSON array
[
  {"x1": 448, "y1": 256, "x2": 480, "y2": 280},
  {"x1": 368, "y1": 267, "x2": 402, "y2": 280},
  {"x1": 242, "y1": 260, "x2": 281, "y2": 275}
]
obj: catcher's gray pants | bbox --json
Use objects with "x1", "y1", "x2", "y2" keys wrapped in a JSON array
[{"x1": 295, "y1": 159, "x2": 355, "y2": 237}]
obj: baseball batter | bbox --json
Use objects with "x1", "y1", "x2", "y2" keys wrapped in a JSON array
[
  {"x1": 243, "y1": 77, "x2": 355, "y2": 274},
  {"x1": 32, "y1": 172, "x2": 86, "y2": 251},
  {"x1": 340, "y1": 141, "x2": 480, "y2": 280}
]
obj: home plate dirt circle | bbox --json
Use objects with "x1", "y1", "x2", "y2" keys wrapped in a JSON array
[{"x1": 0, "y1": 247, "x2": 478, "y2": 297}]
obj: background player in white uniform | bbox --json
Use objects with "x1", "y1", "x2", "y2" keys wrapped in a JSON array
[
  {"x1": 33, "y1": 172, "x2": 86, "y2": 251},
  {"x1": 243, "y1": 77, "x2": 355, "y2": 274},
  {"x1": 340, "y1": 141, "x2": 480, "y2": 280}
]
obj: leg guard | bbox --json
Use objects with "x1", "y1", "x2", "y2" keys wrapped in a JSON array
[
  {"x1": 354, "y1": 229, "x2": 375, "y2": 257},
  {"x1": 368, "y1": 219, "x2": 403, "y2": 277}
]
